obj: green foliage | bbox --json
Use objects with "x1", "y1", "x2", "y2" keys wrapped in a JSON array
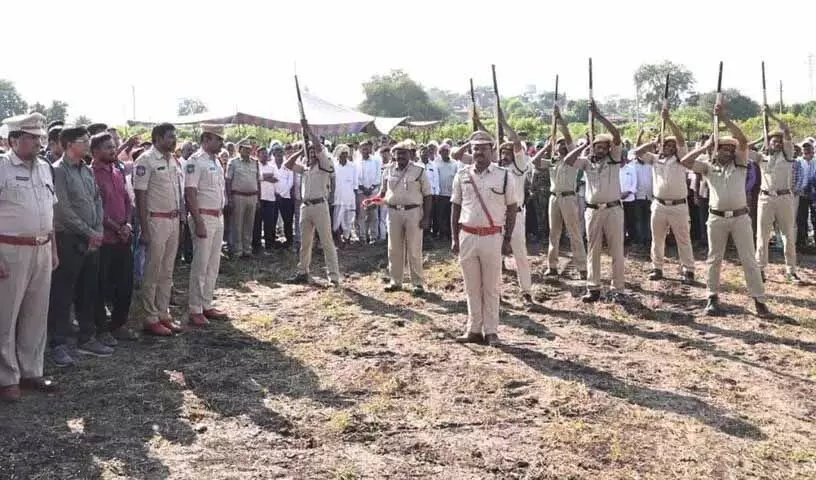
[
  {"x1": 0, "y1": 79, "x2": 28, "y2": 120},
  {"x1": 177, "y1": 97, "x2": 208, "y2": 116},
  {"x1": 359, "y1": 70, "x2": 446, "y2": 121},
  {"x1": 634, "y1": 61, "x2": 695, "y2": 111},
  {"x1": 74, "y1": 115, "x2": 92, "y2": 126},
  {"x1": 46, "y1": 100, "x2": 69, "y2": 123},
  {"x1": 696, "y1": 89, "x2": 760, "y2": 121},
  {"x1": 739, "y1": 113, "x2": 816, "y2": 141}
]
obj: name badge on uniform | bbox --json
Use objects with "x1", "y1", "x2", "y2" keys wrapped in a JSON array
[
  {"x1": 157, "y1": 166, "x2": 166, "y2": 171},
  {"x1": 136, "y1": 165, "x2": 146, "y2": 176},
  {"x1": 15, "y1": 176, "x2": 29, "y2": 181},
  {"x1": 186, "y1": 164, "x2": 195, "y2": 174}
]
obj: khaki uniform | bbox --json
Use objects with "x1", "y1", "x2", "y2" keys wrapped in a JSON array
[
  {"x1": 0, "y1": 151, "x2": 55, "y2": 387},
  {"x1": 692, "y1": 153, "x2": 764, "y2": 300},
  {"x1": 185, "y1": 149, "x2": 225, "y2": 315},
  {"x1": 573, "y1": 144, "x2": 625, "y2": 291},
  {"x1": 640, "y1": 146, "x2": 694, "y2": 273},
  {"x1": 452, "y1": 164, "x2": 516, "y2": 335},
  {"x1": 383, "y1": 161, "x2": 431, "y2": 287},
  {"x1": 226, "y1": 156, "x2": 260, "y2": 256},
  {"x1": 133, "y1": 147, "x2": 181, "y2": 324},
  {"x1": 292, "y1": 150, "x2": 339, "y2": 282},
  {"x1": 504, "y1": 149, "x2": 532, "y2": 293},
  {"x1": 752, "y1": 143, "x2": 797, "y2": 274},
  {"x1": 544, "y1": 143, "x2": 587, "y2": 272}
]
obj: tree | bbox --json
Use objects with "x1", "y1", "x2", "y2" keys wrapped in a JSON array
[
  {"x1": 633, "y1": 61, "x2": 695, "y2": 111},
  {"x1": 46, "y1": 100, "x2": 69, "y2": 123},
  {"x1": 74, "y1": 115, "x2": 92, "y2": 126},
  {"x1": 696, "y1": 89, "x2": 760, "y2": 121},
  {"x1": 0, "y1": 79, "x2": 28, "y2": 120},
  {"x1": 177, "y1": 97, "x2": 208, "y2": 116},
  {"x1": 503, "y1": 96, "x2": 535, "y2": 118},
  {"x1": 565, "y1": 99, "x2": 590, "y2": 124},
  {"x1": 29, "y1": 102, "x2": 47, "y2": 116},
  {"x1": 359, "y1": 70, "x2": 446, "y2": 120}
]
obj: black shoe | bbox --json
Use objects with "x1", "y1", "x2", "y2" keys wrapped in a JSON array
[
  {"x1": 384, "y1": 283, "x2": 402, "y2": 292},
  {"x1": 681, "y1": 270, "x2": 694, "y2": 285},
  {"x1": 484, "y1": 333, "x2": 500, "y2": 347},
  {"x1": 704, "y1": 296, "x2": 722, "y2": 316},
  {"x1": 760, "y1": 270, "x2": 766, "y2": 283},
  {"x1": 754, "y1": 299, "x2": 771, "y2": 318},
  {"x1": 648, "y1": 269, "x2": 663, "y2": 281},
  {"x1": 411, "y1": 285, "x2": 425, "y2": 296},
  {"x1": 578, "y1": 270, "x2": 587, "y2": 280},
  {"x1": 607, "y1": 291, "x2": 626, "y2": 304},
  {"x1": 581, "y1": 289, "x2": 600, "y2": 303},
  {"x1": 544, "y1": 268, "x2": 559, "y2": 277},
  {"x1": 521, "y1": 292, "x2": 533, "y2": 303},
  {"x1": 787, "y1": 272, "x2": 802, "y2": 285},
  {"x1": 455, "y1": 332, "x2": 484, "y2": 344},
  {"x1": 289, "y1": 273, "x2": 310, "y2": 284}
]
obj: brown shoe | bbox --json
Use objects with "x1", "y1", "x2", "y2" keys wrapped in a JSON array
[
  {"x1": 20, "y1": 377, "x2": 57, "y2": 393},
  {"x1": 455, "y1": 332, "x2": 485, "y2": 344},
  {"x1": 203, "y1": 308, "x2": 228, "y2": 320},
  {"x1": 0, "y1": 384, "x2": 21, "y2": 402},
  {"x1": 484, "y1": 333, "x2": 500, "y2": 347},
  {"x1": 159, "y1": 318, "x2": 184, "y2": 333},
  {"x1": 144, "y1": 322, "x2": 173, "y2": 336},
  {"x1": 189, "y1": 313, "x2": 210, "y2": 327}
]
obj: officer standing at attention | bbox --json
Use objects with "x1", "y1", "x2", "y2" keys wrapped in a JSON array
[
  {"x1": 285, "y1": 124, "x2": 340, "y2": 286},
  {"x1": 379, "y1": 140, "x2": 432, "y2": 295},
  {"x1": 451, "y1": 131, "x2": 517, "y2": 347},
  {"x1": 134, "y1": 123, "x2": 183, "y2": 336},
  {"x1": 226, "y1": 138, "x2": 261, "y2": 258},
  {"x1": 563, "y1": 101, "x2": 625, "y2": 303},
  {"x1": 185, "y1": 125, "x2": 229, "y2": 326},
  {"x1": 0, "y1": 113, "x2": 59, "y2": 401},
  {"x1": 679, "y1": 102, "x2": 770, "y2": 317},
  {"x1": 633, "y1": 105, "x2": 694, "y2": 284}
]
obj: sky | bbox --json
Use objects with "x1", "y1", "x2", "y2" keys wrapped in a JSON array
[{"x1": 5, "y1": 0, "x2": 815, "y2": 124}]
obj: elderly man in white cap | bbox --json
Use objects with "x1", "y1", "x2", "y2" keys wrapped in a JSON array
[
  {"x1": 0, "y1": 113, "x2": 58, "y2": 401},
  {"x1": 332, "y1": 144, "x2": 358, "y2": 244}
]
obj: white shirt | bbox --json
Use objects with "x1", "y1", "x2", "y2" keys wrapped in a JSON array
[
  {"x1": 259, "y1": 161, "x2": 277, "y2": 201},
  {"x1": 620, "y1": 162, "x2": 637, "y2": 202},
  {"x1": 434, "y1": 157, "x2": 459, "y2": 197},
  {"x1": 269, "y1": 161, "x2": 294, "y2": 199},
  {"x1": 356, "y1": 155, "x2": 382, "y2": 190},
  {"x1": 423, "y1": 161, "x2": 440, "y2": 195},
  {"x1": 333, "y1": 159, "x2": 358, "y2": 206},
  {"x1": 634, "y1": 161, "x2": 653, "y2": 200}
]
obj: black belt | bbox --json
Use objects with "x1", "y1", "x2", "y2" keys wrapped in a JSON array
[
  {"x1": 388, "y1": 204, "x2": 419, "y2": 211},
  {"x1": 586, "y1": 200, "x2": 622, "y2": 210},
  {"x1": 552, "y1": 191, "x2": 576, "y2": 197},
  {"x1": 760, "y1": 189, "x2": 791, "y2": 196},
  {"x1": 655, "y1": 197, "x2": 687, "y2": 206},
  {"x1": 709, "y1": 206, "x2": 749, "y2": 218},
  {"x1": 303, "y1": 198, "x2": 325, "y2": 206}
]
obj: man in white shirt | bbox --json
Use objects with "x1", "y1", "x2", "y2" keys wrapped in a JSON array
[
  {"x1": 377, "y1": 144, "x2": 391, "y2": 241},
  {"x1": 634, "y1": 156, "x2": 653, "y2": 246},
  {"x1": 332, "y1": 145, "x2": 358, "y2": 244},
  {"x1": 257, "y1": 147, "x2": 278, "y2": 251},
  {"x1": 419, "y1": 145, "x2": 440, "y2": 240},
  {"x1": 620, "y1": 152, "x2": 638, "y2": 246},
  {"x1": 355, "y1": 140, "x2": 382, "y2": 243},
  {"x1": 268, "y1": 142, "x2": 296, "y2": 249},
  {"x1": 433, "y1": 143, "x2": 458, "y2": 240},
  {"x1": 795, "y1": 141, "x2": 815, "y2": 251}
]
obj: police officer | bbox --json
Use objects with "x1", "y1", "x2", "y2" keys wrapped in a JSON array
[
  {"x1": 633, "y1": 106, "x2": 694, "y2": 284},
  {"x1": 753, "y1": 107, "x2": 799, "y2": 285},
  {"x1": 679, "y1": 102, "x2": 770, "y2": 317},
  {"x1": 134, "y1": 123, "x2": 183, "y2": 336},
  {"x1": 226, "y1": 138, "x2": 260, "y2": 258},
  {"x1": 532, "y1": 105, "x2": 587, "y2": 280},
  {"x1": 185, "y1": 125, "x2": 228, "y2": 326},
  {"x1": 285, "y1": 124, "x2": 340, "y2": 286},
  {"x1": 451, "y1": 131, "x2": 516, "y2": 346},
  {"x1": 379, "y1": 140, "x2": 432, "y2": 294},
  {"x1": 564, "y1": 101, "x2": 625, "y2": 303},
  {"x1": 0, "y1": 113, "x2": 58, "y2": 401}
]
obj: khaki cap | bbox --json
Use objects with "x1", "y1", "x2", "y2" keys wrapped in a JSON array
[
  {"x1": 2, "y1": 112, "x2": 47, "y2": 136},
  {"x1": 592, "y1": 133, "x2": 613, "y2": 145},
  {"x1": 468, "y1": 130, "x2": 494, "y2": 145},
  {"x1": 663, "y1": 136, "x2": 677, "y2": 144},
  {"x1": 201, "y1": 124, "x2": 225, "y2": 140},
  {"x1": 767, "y1": 130, "x2": 784, "y2": 140},
  {"x1": 718, "y1": 136, "x2": 738, "y2": 147},
  {"x1": 392, "y1": 140, "x2": 414, "y2": 151},
  {"x1": 237, "y1": 137, "x2": 252, "y2": 149}
]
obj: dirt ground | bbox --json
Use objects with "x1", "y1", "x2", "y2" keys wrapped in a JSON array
[{"x1": 1, "y1": 237, "x2": 815, "y2": 480}]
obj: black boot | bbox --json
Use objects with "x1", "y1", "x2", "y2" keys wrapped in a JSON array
[
  {"x1": 581, "y1": 289, "x2": 601, "y2": 303},
  {"x1": 648, "y1": 269, "x2": 663, "y2": 281},
  {"x1": 681, "y1": 270, "x2": 694, "y2": 286},
  {"x1": 754, "y1": 299, "x2": 771, "y2": 318},
  {"x1": 704, "y1": 295, "x2": 722, "y2": 316}
]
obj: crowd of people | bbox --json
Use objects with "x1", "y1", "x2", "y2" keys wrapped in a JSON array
[{"x1": 0, "y1": 95, "x2": 814, "y2": 401}]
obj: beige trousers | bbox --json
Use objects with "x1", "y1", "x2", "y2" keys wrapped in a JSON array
[
  {"x1": 297, "y1": 203, "x2": 340, "y2": 282},
  {"x1": 141, "y1": 217, "x2": 179, "y2": 323},
  {"x1": 509, "y1": 209, "x2": 531, "y2": 293},
  {"x1": 707, "y1": 213, "x2": 765, "y2": 300},
  {"x1": 651, "y1": 201, "x2": 694, "y2": 271},
  {"x1": 232, "y1": 195, "x2": 257, "y2": 256},
  {"x1": 585, "y1": 205, "x2": 625, "y2": 290},
  {"x1": 0, "y1": 243, "x2": 51, "y2": 387},
  {"x1": 188, "y1": 214, "x2": 224, "y2": 314},
  {"x1": 547, "y1": 194, "x2": 587, "y2": 271},
  {"x1": 387, "y1": 207, "x2": 423, "y2": 286},
  {"x1": 357, "y1": 192, "x2": 379, "y2": 241},
  {"x1": 755, "y1": 193, "x2": 797, "y2": 273},
  {"x1": 460, "y1": 231, "x2": 503, "y2": 335}
]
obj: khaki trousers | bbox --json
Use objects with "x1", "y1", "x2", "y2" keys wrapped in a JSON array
[
  {"x1": 547, "y1": 194, "x2": 587, "y2": 271},
  {"x1": 585, "y1": 205, "x2": 625, "y2": 290},
  {"x1": 232, "y1": 195, "x2": 257, "y2": 255},
  {"x1": 651, "y1": 201, "x2": 694, "y2": 271},
  {"x1": 387, "y1": 207, "x2": 423, "y2": 286},
  {"x1": 357, "y1": 192, "x2": 379, "y2": 241},
  {"x1": 756, "y1": 194, "x2": 797, "y2": 273},
  {"x1": 0, "y1": 243, "x2": 51, "y2": 387},
  {"x1": 509, "y1": 209, "x2": 532, "y2": 293},
  {"x1": 188, "y1": 214, "x2": 224, "y2": 314},
  {"x1": 460, "y1": 231, "x2": 503, "y2": 335},
  {"x1": 297, "y1": 203, "x2": 340, "y2": 282},
  {"x1": 707, "y1": 213, "x2": 765, "y2": 300},
  {"x1": 141, "y1": 217, "x2": 179, "y2": 323}
]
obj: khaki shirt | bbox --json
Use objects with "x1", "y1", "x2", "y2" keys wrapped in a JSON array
[
  {"x1": 226, "y1": 156, "x2": 260, "y2": 193},
  {"x1": 184, "y1": 149, "x2": 226, "y2": 210},
  {"x1": 503, "y1": 149, "x2": 529, "y2": 206},
  {"x1": 133, "y1": 147, "x2": 181, "y2": 213},
  {"x1": 382, "y1": 162, "x2": 431, "y2": 206},
  {"x1": 753, "y1": 140, "x2": 795, "y2": 192},
  {"x1": 692, "y1": 153, "x2": 748, "y2": 211},
  {"x1": 573, "y1": 144, "x2": 623, "y2": 205},
  {"x1": 291, "y1": 150, "x2": 334, "y2": 201},
  {"x1": 0, "y1": 151, "x2": 56, "y2": 235},
  {"x1": 640, "y1": 145, "x2": 690, "y2": 200},
  {"x1": 451, "y1": 164, "x2": 516, "y2": 227},
  {"x1": 545, "y1": 143, "x2": 578, "y2": 194}
]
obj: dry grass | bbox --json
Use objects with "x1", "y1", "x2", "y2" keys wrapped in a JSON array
[{"x1": 1, "y1": 239, "x2": 815, "y2": 479}]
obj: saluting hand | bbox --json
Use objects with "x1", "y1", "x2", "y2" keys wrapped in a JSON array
[
  {"x1": 195, "y1": 222, "x2": 207, "y2": 238},
  {"x1": 419, "y1": 217, "x2": 429, "y2": 230}
]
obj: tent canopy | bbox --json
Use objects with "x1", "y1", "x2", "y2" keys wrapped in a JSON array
[{"x1": 130, "y1": 90, "x2": 439, "y2": 136}]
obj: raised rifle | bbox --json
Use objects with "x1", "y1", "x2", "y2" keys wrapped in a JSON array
[
  {"x1": 492, "y1": 64, "x2": 504, "y2": 143},
  {"x1": 295, "y1": 74, "x2": 311, "y2": 155},
  {"x1": 762, "y1": 61, "x2": 769, "y2": 151},
  {"x1": 660, "y1": 73, "x2": 669, "y2": 154},
  {"x1": 713, "y1": 61, "x2": 723, "y2": 152},
  {"x1": 588, "y1": 58, "x2": 595, "y2": 144},
  {"x1": 551, "y1": 74, "x2": 559, "y2": 150},
  {"x1": 470, "y1": 78, "x2": 478, "y2": 132}
]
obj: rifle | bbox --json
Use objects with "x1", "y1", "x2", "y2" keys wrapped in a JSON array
[
  {"x1": 713, "y1": 61, "x2": 723, "y2": 153},
  {"x1": 551, "y1": 74, "x2": 559, "y2": 150},
  {"x1": 294, "y1": 74, "x2": 311, "y2": 156},
  {"x1": 492, "y1": 64, "x2": 504, "y2": 143},
  {"x1": 588, "y1": 58, "x2": 595, "y2": 144},
  {"x1": 660, "y1": 73, "x2": 669, "y2": 154},
  {"x1": 779, "y1": 80, "x2": 784, "y2": 114},
  {"x1": 470, "y1": 78, "x2": 478, "y2": 132},
  {"x1": 762, "y1": 61, "x2": 769, "y2": 151}
]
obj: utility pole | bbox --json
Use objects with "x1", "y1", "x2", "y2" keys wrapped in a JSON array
[
  {"x1": 808, "y1": 53, "x2": 814, "y2": 99},
  {"x1": 131, "y1": 85, "x2": 136, "y2": 120}
]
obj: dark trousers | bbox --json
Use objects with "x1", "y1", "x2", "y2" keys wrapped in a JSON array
[
  {"x1": 272, "y1": 196, "x2": 295, "y2": 246},
  {"x1": 633, "y1": 199, "x2": 652, "y2": 245},
  {"x1": 796, "y1": 196, "x2": 816, "y2": 246},
  {"x1": 252, "y1": 202, "x2": 265, "y2": 249},
  {"x1": 623, "y1": 201, "x2": 638, "y2": 245},
  {"x1": 530, "y1": 193, "x2": 550, "y2": 239},
  {"x1": 48, "y1": 233, "x2": 101, "y2": 346},
  {"x1": 748, "y1": 191, "x2": 759, "y2": 237},
  {"x1": 696, "y1": 197, "x2": 709, "y2": 246},
  {"x1": 177, "y1": 219, "x2": 193, "y2": 263},
  {"x1": 96, "y1": 243, "x2": 133, "y2": 332},
  {"x1": 432, "y1": 195, "x2": 452, "y2": 239}
]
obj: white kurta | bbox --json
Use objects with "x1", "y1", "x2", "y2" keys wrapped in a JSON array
[{"x1": 333, "y1": 159, "x2": 358, "y2": 237}]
